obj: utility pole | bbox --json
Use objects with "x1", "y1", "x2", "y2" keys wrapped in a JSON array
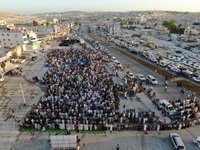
[{"x1": 20, "y1": 83, "x2": 26, "y2": 106}]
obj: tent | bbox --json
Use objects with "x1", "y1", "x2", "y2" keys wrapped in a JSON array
[{"x1": 50, "y1": 135, "x2": 79, "y2": 150}]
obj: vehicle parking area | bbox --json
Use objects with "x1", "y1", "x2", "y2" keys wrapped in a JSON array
[
  {"x1": 2, "y1": 30, "x2": 200, "y2": 150},
  {"x1": 96, "y1": 26, "x2": 200, "y2": 86},
  {"x1": 81, "y1": 28, "x2": 199, "y2": 147}
]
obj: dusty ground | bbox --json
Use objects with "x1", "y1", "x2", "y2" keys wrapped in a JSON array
[{"x1": 0, "y1": 44, "x2": 199, "y2": 150}]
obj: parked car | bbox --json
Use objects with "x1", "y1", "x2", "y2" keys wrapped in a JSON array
[
  {"x1": 181, "y1": 70, "x2": 192, "y2": 78},
  {"x1": 146, "y1": 75, "x2": 158, "y2": 85},
  {"x1": 193, "y1": 136, "x2": 200, "y2": 148},
  {"x1": 193, "y1": 72, "x2": 200, "y2": 78},
  {"x1": 137, "y1": 74, "x2": 146, "y2": 81},
  {"x1": 193, "y1": 77, "x2": 200, "y2": 83},
  {"x1": 169, "y1": 133, "x2": 186, "y2": 150},
  {"x1": 171, "y1": 66, "x2": 180, "y2": 73},
  {"x1": 126, "y1": 72, "x2": 134, "y2": 79},
  {"x1": 114, "y1": 61, "x2": 122, "y2": 68},
  {"x1": 111, "y1": 56, "x2": 117, "y2": 62},
  {"x1": 158, "y1": 99, "x2": 176, "y2": 115}
]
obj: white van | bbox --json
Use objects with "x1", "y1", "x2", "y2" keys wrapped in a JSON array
[
  {"x1": 193, "y1": 136, "x2": 200, "y2": 148},
  {"x1": 114, "y1": 61, "x2": 122, "y2": 68},
  {"x1": 146, "y1": 75, "x2": 157, "y2": 85},
  {"x1": 158, "y1": 99, "x2": 176, "y2": 115},
  {"x1": 169, "y1": 133, "x2": 186, "y2": 150}
]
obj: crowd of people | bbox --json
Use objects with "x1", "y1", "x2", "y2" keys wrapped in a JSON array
[
  {"x1": 21, "y1": 45, "x2": 200, "y2": 132},
  {"x1": 22, "y1": 48, "x2": 116, "y2": 131}
]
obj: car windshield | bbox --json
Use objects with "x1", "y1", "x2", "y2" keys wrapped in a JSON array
[{"x1": 169, "y1": 107, "x2": 174, "y2": 110}]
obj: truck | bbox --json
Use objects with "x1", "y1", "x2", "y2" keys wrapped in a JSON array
[{"x1": 159, "y1": 60, "x2": 170, "y2": 67}]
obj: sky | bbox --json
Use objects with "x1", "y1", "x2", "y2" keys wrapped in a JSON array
[{"x1": 0, "y1": 0, "x2": 199, "y2": 15}]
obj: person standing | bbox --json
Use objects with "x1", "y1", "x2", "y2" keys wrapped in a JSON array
[
  {"x1": 164, "y1": 86, "x2": 167, "y2": 91},
  {"x1": 143, "y1": 124, "x2": 148, "y2": 134},
  {"x1": 157, "y1": 124, "x2": 160, "y2": 131}
]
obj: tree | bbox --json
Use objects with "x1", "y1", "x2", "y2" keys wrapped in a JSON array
[
  {"x1": 178, "y1": 27, "x2": 185, "y2": 35},
  {"x1": 88, "y1": 26, "x2": 91, "y2": 33},
  {"x1": 157, "y1": 55, "x2": 163, "y2": 70},
  {"x1": 190, "y1": 68, "x2": 198, "y2": 86},
  {"x1": 128, "y1": 20, "x2": 134, "y2": 25},
  {"x1": 163, "y1": 20, "x2": 185, "y2": 34},
  {"x1": 32, "y1": 21, "x2": 38, "y2": 27},
  {"x1": 120, "y1": 20, "x2": 127, "y2": 27},
  {"x1": 46, "y1": 22, "x2": 49, "y2": 26},
  {"x1": 1, "y1": 62, "x2": 6, "y2": 72}
]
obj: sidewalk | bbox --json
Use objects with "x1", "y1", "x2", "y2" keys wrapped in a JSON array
[
  {"x1": 105, "y1": 62, "x2": 171, "y2": 123},
  {"x1": 136, "y1": 93, "x2": 171, "y2": 123},
  {"x1": 103, "y1": 62, "x2": 125, "y2": 84}
]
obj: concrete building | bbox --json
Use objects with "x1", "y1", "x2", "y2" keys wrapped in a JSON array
[
  {"x1": 104, "y1": 23, "x2": 120, "y2": 36},
  {"x1": 184, "y1": 27, "x2": 200, "y2": 35},
  {"x1": 154, "y1": 25, "x2": 169, "y2": 35},
  {"x1": 0, "y1": 20, "x2": 6, "y2": 25},
  {"x1": 0, "y1": 30, "x2": 28, "y2": 48},
  {"x1": 26, "y1": 41, "x2": 42, "y2": 51},
  {"x1": 37, "y1": 25, "x2": 61, "y2": 35}
]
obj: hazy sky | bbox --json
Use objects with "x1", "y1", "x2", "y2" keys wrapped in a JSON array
[{"x1": 1, "y1": 0, "x2": 199, "y2": 14}]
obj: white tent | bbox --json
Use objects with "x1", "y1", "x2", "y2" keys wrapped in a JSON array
[{"x1": 50, "y1": 135, "x2": 78, "y2": 150}]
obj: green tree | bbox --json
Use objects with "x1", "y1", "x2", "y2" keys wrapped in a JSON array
[
  {"x1": 163, "y1": 20, "x2": 185, "y2": 34},
  {"x1": 88, "y1": 26, "x2": 91, "y2": 33},
  {"x1": 157, "y1": 55, "x2": 163, "y2": 70},
  {"x1": 120, "y1": 20, "x2": 127, "y2": 27},
  {"x1": 1, "y1": 62, "x2": 6, "y2": 72},
  {"x1": 32, "y1": 21, "x2": 38, "y2": 27},
  {"x1": 46, "y1": 22, "x2": 49, "y2": 26},
  {"x1": 163, "y1": 20, "x2": 176, "y2": 31},
  {"x1": 128, "y1": 20, "x2": 134, "y2": 25},
  {"x1": 178, "y1": 28, "x2": 185, "y2": 34}
]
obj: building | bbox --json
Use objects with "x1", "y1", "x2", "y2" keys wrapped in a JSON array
[
  {"x1": 37, "y1": 25, "x2": 61, "y2": 35},
  {"x1": 104, "y1": 23, "x2": 120, "y2": 35},
  {"x1": 154, "y1": 25, "x2": 169, "y2": 35},
  {"x1": 0, "y1": 30, "x2": 28, "y2": 48},
  {"x1": 0, "y1": 20, "x2": 6, "y2": 25},
  {"x1": 184, "y1": 27, "x2": 200, "y2": 35},
  {"x1": 50, "y1": 135, "x2": 79, "y2": 150}
]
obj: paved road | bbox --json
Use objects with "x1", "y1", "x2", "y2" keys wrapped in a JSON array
[
  {"x1": 0, "y1": 33, "x2": 199, "y2": 150},
  {"x1": 85, "y1": 26, "x2": 198, "y2": 101},
  {"x1": 94, "y1": 27, "x2": 200, "y2": 87},
  {"x1": 81, "y1": 26, "x2": 200, "y2": 150}
]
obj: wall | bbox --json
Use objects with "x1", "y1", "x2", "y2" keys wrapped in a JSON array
[{"x1": 0, "y1": 31, "x2": 23, "y2": 48}]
